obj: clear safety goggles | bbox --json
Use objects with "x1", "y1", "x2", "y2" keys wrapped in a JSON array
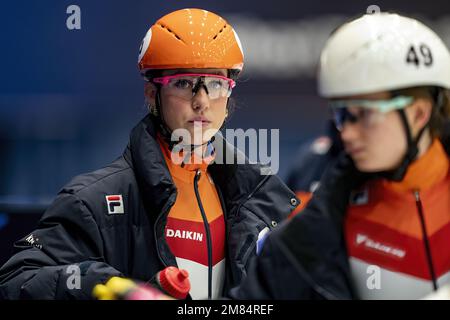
[
  {"x1": 329, "y1": 96, "x2": 414, "y2": 131},
  {"x1": 152, "y1": 73, "x2": 236, "y2": 101}
]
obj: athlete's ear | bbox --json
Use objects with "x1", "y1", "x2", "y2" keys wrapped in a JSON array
[
  {"x1": 408, "y1": 97, "x2": 433, "y2": 135},
  {"x1": 144, "y1": 82, "x2": 157, "y2": 107}
]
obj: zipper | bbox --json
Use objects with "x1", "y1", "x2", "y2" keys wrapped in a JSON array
[
  {"x1": 194, "y1": 169, "x2": 213, "y2": 299},
  {"x1": 414, "y1": 190, "x2": 438, "y2": 291}
]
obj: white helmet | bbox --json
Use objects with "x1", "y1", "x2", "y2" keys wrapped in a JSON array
[{"x1": 318, "y1": 13, "x2": 450, "y2": 98}]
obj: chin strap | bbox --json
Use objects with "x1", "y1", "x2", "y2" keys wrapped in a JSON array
[
  {"x1": 375, "y1": 88, "x2": 444, "y2": 181},
  {"x1": 375, "y1": 109, "x2": 423, "y2": 181}
]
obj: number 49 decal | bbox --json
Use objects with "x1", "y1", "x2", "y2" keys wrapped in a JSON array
[{"x1": 406, "y1": 44, "x2": 433, "y2": 67}]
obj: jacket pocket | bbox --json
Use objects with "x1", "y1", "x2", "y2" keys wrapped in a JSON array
[{"x1": 228, "y1": 206, "x2": 270, "y2": 281}]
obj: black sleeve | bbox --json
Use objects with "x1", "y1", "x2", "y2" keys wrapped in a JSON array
[
  {"x1": 0, "y1": 192, "x2": 122, "y2": 300},
  {"x1": 228, "y1": 221, "x2": 322, "y2": 300},
  {"x1": 229, "y1": 153, "x2": 367, "y2": 300}
]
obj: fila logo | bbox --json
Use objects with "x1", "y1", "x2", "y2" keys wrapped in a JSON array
[{"x1": 105, "y1": 195, "x2": 124, "y2": 214}]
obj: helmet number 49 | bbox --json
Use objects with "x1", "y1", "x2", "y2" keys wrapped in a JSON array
[{"x1": 406, "y1": 44, "x2": 433, "y2": 67}]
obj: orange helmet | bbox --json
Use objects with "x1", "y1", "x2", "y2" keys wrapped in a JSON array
[{"x1": 137, "y1": 8, "x2": 244, "y2": 77}]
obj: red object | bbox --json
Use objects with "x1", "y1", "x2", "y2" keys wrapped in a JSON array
[{"x1": 157, "y1": 266, "x2": 190, "y2": 299}]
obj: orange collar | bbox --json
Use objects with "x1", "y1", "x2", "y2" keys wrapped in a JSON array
[
  {"x1": 382, "y1": 139, "x2": 449, "y2": 193},
  {"x1": 157, "y1": 134, "x2": 215, "y2": 175}
]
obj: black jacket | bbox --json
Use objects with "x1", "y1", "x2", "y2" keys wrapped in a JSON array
[{"x1": 0, "y1": 115, "x2": 298, "y2": 299}]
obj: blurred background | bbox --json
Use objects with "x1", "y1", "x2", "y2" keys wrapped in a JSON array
[{"x1": 1, "y1": 0, "x2": 450, "y2": 264}]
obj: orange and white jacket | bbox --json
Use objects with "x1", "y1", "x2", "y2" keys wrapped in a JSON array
[
  {"x1": 158, "y1": 136, "x2": 225, "y2": 300},
  {"x1": 346, "y1": 139, "x2": 450, "y2": 299}
]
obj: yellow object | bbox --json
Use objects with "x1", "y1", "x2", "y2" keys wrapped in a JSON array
[
  {"x1": 92, "y1": 284, "x2": 115, "y2": 300},
  {"x1": 92, "y1": 277, "x2": 137, "y2": 300}
]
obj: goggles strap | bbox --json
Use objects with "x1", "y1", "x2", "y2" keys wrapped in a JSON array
[
  {"x1": 430, "y1": 87, "x2": 445, "y2": 112},
  {"x1": 154, "y1": 87, "x2": 178, "y2": 149}
]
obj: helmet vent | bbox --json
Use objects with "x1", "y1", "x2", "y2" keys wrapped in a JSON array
[
  {"x1": 212, "y1": 24, "x2": 227, "y2": 40},
  {"x1": 157, "y1": 23, "x2": 184, "y2": 43}
]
